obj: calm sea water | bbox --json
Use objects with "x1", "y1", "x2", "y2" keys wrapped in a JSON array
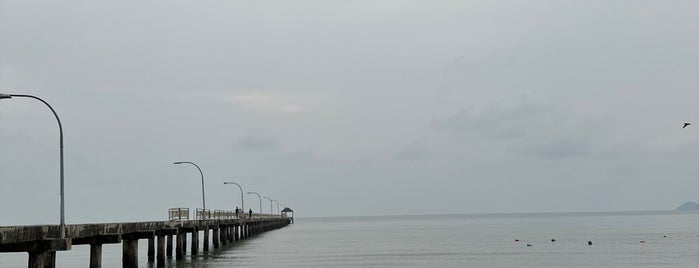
[{"x1": 2, "y1": 211, "x2": 698, "y2": 267}]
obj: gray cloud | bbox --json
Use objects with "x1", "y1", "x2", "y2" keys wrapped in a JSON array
[
  {"x1": 430, "y1": 98, "x2": 558, "y2": 141},
  {"x1": 522, "y1": 138, "x2": 591, "y2": 159},
  {"x1": 393, "y1": 143, "x2": 432, "y2": 161},
  {"x1": 236, "y1": 133, "x2": 282, "y2": 151},
  {"x1": 1, "y1": 0, "x2": 697, "y2": 223}
]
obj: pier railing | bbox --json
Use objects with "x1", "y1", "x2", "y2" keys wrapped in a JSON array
[
  {"x1": 168, "y1": 208, "x2": 190, "y2": 221},
  {"x1": 169, "y1": 208, "x2": 282, "y2": 221},
  {"x1": 195, "y1": 209, "x2": 210, "y2": 220}
]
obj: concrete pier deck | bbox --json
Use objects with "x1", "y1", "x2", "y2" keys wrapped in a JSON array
[{"x1": 1, "y1": 215, "x2": 292, "y2": 268}]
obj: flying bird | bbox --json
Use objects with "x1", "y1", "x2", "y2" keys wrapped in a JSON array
[{"x1": 683, "y1": 122, "x2": 691, "y2": 129}]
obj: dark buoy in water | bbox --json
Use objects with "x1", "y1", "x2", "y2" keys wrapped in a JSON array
[
  {"x1": 640, "y1": 240, "x2": 646, "y2": 243},
  {"x1": 551, "y1": 239, "x2": 556, "y2": 242},
  {"x1": 514, "y1": 239, "x2": 519, "y2": 242},
  {"x1": 587, "y1": 241, "x2": 592, "y2": 246},
  {"x1": 663, "y1": 235, "x2": 667, "y2": 238},
  {"x1": 526, "y1": 244, "x2": 533, "y2": 247}
]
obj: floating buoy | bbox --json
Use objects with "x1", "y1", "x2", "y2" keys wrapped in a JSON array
[
  {"x1": 587, "y1": 241, "x2": 592, "y2": 246},
  {"x1": 640, "y1": 240, "x2": 646, "y2": 243},
  {"x1": 526, "y1": 244, "x2": 533, "y2": 247},
  {"x1": 514, "y1": 239, "x2": 519, "y2": 242},
  {"x1": 551, "y1": 239, "x2": 556, "y2": 242}
]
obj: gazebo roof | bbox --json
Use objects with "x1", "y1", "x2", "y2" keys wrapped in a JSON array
[{"x1": 281, "y1": 207, "x2": 294, "y2": 213}]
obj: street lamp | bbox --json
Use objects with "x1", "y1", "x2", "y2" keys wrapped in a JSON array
[
  {"x1": 1, "y1": 93, "x2": 67, "y2": 238},
  {"x1": 247, "y1": 192, "x2": 262, "y2": 213},
  {"x1": 223, "y1": 181, "x2": 244, "y2": 212},
  {"x1": 173, "y1": 161, "x2": 206, "y2": 211},
  {"x1": 263, "y1": 197, "x2": 273, "y2": 214}
]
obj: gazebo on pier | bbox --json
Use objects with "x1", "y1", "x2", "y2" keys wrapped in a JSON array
[{"x1": 281, "y1": 207, "x2": 294, "y2": 223}]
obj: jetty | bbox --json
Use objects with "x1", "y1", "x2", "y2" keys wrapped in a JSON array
[{"x1": 0, "y1": 208, "x2": 294, "y2": 268}]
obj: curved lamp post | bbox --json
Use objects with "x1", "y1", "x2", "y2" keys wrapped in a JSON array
[
  {"x1": 223, "y1": 181, "x2": 244, "y2": 211},
  {"x1": 263, "y1": 197, "x2": 273, "y2": 214},
  {"x1": 1, "y1": 93, "x2": 66, "y2": 238},
  {"x1": 247, "y1": 192, "x2": 262, "y2": 213},
  {"x1": 173, "y1": 161, "x2": 206, "y2": 210}
]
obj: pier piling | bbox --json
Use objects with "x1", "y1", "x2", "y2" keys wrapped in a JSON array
[
  {"x1": 203, "y1": 227, "x2": 210, "y2": 252},
  {"x1": 166, "y1": 235, "x2": 173, "y2": 257},
  {"x1": 212, "y1": 226, "x2": 220, "y2": 249},
  {"x1": 191, "y1": 227, "x2": 199, "y2": 254},
  {"x1": 175, "y1": 231, "x2": 184, "y2": 260},
  {"x1": 147, "y1": 237, "x2": 155, "y2": 262}
]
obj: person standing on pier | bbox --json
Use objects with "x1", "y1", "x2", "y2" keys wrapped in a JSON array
[
  {"x1": 249, "y1": 209, "x2": 253, "y2": 218},
  {"x1": 235, "y1": 207, "x2": 239, "y2": 218}
]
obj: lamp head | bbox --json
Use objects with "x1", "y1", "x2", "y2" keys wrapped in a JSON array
[
  {"x1": 0, "y1": 93, "x2": 11, "y2": 99},
  {"x1": 173, "y1": 162, "x2": 184, "y2": 164}
]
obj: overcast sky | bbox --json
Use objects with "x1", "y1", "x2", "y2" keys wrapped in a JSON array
[{"x1": 1, "y1": 0, "x2": 697, "y2": 224}]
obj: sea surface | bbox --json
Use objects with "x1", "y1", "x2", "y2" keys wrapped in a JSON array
[{"x1": 2, "y1": 211, "x2": 699, "y2": 267}]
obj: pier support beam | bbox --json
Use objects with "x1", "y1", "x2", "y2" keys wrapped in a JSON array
[
  {"x1": 191, "y1": 227, "x2": 199, "y2": 254},
  {"x1": 154, "y1": 229, "x2": 176, "y2": 267},
  {"x1": 27, "y1": 251, "x2": 57, "y2": 268},
  {"x1": 28, "y1": 250, "x2": 47, "y2": 268},
  {"x1": 212, "y1": 226, "x2": 220, "y2": 249},
  {"x1": 35, "y1": 251, "x2": 54, "y2": 268},
  {"x1": 72, "y1": 234, "x2": 121, "y2": 268},
  {"x1": 166, "y1": 235, "x2": 172, "y2": 257},
  {"x1": 147, "y1": 237, "x2": 155, "y2": 263},
  {"x1": 176, "y1": 233, "x2": 183, "y2": 260},
  {"x1": 182, "y1": 233, "x2": 187, "y2": 255},
  {"x1": 175, "y1": 227, "x2": 194, "y2": 259},
  {"x1": 203, "y1": 227, "x2": 210, "y2": 252},
  {"x1": 220, "y1": 227, "x2": 227, "y2": 245},
  {"x1": 121, "y1": 239, "x2": 138, "y2": 268},
  {"x1": 11, "y1": 239, "x2": 71, "y2": 268},
  {"x1": 156, "y1": 235, "x2": 165, "y2": 267},
  {"x1": 228, "y1": 225, "x2": 235, "y2": 242},
  {"x1": 44, "y1": 251, "x2": 56, "y2": 268},
  {"x1": 122, "y1": 231, "x2": 154, "y2": 268},
  {"x1": 89, "y1": 244, "x2": 102, "y2": 268},
  {"x1": 175, "y1": 232, "x2": 184, "y2": 260}
]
